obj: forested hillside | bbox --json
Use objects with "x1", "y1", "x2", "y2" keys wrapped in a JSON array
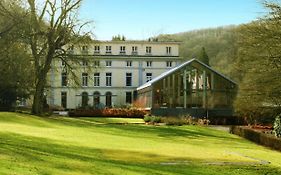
[{"x1": 158, "y1": 26, "x2": 239, "y2": 80}]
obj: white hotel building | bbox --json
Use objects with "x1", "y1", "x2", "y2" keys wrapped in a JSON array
[{"x1": 47, "y1": 40, "x2": 182, "y2": 109}]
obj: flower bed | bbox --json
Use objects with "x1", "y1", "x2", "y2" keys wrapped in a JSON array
[{"x1": 69, "y1": 108, "x2": 147, "y2": 118}]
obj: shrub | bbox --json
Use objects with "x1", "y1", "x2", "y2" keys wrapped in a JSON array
[
  {"x1": 273, "y1": 114, "x2": 281, "y2": 138},
  {"x1": 151, "y1": 116, "x2": 161, "y2": 123},
  {"x1": 161, "y1": 115, "x2": 192, "y2": 126},
  {"x1": 198, "y1": 118, "x2": 210, "y2": 125},
  {"x1": 143, "y1": 115, "x2": 161, "y2": 124},
  {"x1": 69, "y1": 108, "x2": 146, "y2": 118},
  {"x1": 143, "y1": 115, "x2": 151, "y2": 122}
]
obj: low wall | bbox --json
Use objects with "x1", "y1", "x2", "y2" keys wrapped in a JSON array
[{"x1": 230, "y1": 126, "x2": 281, "y2": 152}]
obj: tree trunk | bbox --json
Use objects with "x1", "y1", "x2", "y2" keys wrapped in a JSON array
[{"x1": 32, "y1": 72, "x2": 47, "y2": 115}]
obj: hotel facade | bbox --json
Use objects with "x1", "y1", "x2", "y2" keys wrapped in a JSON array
[{"x1": 46, "y1": 41, "x2": 182, "y2": 109}]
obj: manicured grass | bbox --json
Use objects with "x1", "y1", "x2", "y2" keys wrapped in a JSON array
[{"x1": 0, "y1": 112, "x2": 281, "y2": 175}]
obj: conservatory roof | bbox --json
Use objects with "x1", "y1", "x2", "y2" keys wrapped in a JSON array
[{"x1": 137, "y1": 58, "x2": 237, "y2": 91}]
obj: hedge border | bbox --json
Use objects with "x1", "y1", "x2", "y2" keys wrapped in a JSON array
[{"x1": 230, "y1": 126, "x2": 281, "y2": 152}]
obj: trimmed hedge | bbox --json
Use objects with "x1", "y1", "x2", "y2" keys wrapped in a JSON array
[
  {"x1": 69, "y1": 108, "x2": 146, "y2": 118},
  {"x1": 230, "y1": 126, "x2": 281, "y2": 152}
]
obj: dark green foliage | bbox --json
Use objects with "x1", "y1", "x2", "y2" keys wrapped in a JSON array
[
  {"x1": 234, "y1": 1, "x2": 281, "y2": 121},
  {"x1": 198, "y1": 47, "x2": 210, "y2": 65},
  {"x1": 273, "y1": 114, "x2": 281, "y2": 138},
  {"x1": 143, "y1": 115, "x2": 161, "y2": 123}
]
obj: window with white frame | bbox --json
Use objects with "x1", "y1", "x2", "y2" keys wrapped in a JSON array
[
  {"x1": 81, "y1": 45, "x2": 88, "y2": 51},
  {"x1": 94, "y1": 60, "x2": 100, "y2": 67},
  {"x1": 126, "y1": 73, "x2": 132, "y2": 86},
  {"x1": 146, "y1": 46, "x2": 152, "y2": 54},
  {"x1": 82, "y1": 73, "x2": 88, "y2": 87},
  {"x1": 106, "y1": 61, "x2": 112, "y2": 67},
  {"x1": 166, "y1": 47, "x2": 172, "y2": 54},
  {"x1": 106, "y1": 46, "x2": 112, "y2": 53},
  {"x1": 61, "y1": 72, "x2": 68, "y2": 86},
  {"x1": 146, "y1": 61, "x2": 152, "y2": 67},
  {"x1": 94, "y1": 73, "x2": 100, "y2": 87},
  {"x1": 126, "y1": 61, "x2": 132, "y2": 67},
  {"x1": 166, "y1": 61, "x2": 173, "y2": 67},
  {"x1": 120, "y1": 46, "x2": 126, "y2": 54},
  {"x1": 106, "y1": 73, "x2": 112, "y2": 86},
  {"x1": 82, "y1": 60, "x2": 88, "y2": 66},
  {"x1": 94, "y1": 45, "x2": 100, "y2": 53},
  {"x1": 146, "y1": 73, "x2": 152, "y2": 82},
  {"x1": 132, "y1": 46, "x2": 138, "y2": 54}
]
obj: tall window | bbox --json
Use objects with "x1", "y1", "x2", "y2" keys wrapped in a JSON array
[
  {"x1": 166, "y1": 61, "x2": 173, "y2": 67},
  {"x1": 132, "y1": 46, "x2": 138, "y2": 54},
  {"x1": 93, "y1": 91, "x2": 100, "y2": 108},
  {"x1": 105, "y1": 92, "x2": 112, "y2": 107},
  {"x1": 106, "y1": 61, "x2": 112, "y2": 67},
  {"x1": 94, "y1": 45, "x2": 100, "y2": 53},
  {"x1": 126, "y1": 73, "x2": 132, "y2": 86},
  {"x1": 106, "y1": 73, "x2": 112, "y2": 86},
  {"x1": 82, "y1": 45, "x2": 88, "y2": 51},
  {"x1": 61, "y1": 60, "x2": 66, "y2": 67},
  {"x1": 94, "y1": 61, "x2": 100, "y2": 67},
  {"x1": 81, "y1": 92, "x2": 88, "y2": 107},
  {"x1": 146, "y1": 73, "x2": 152, "y2": 82},
  {"x1": 126, "y1": 92, "x2": 132, "y2": 104},
  {"x1": 106, "y1": 46, "x2": 112, "y2": 53},
  {"x1": 120, "y1": 46, "x2": 126, "y2": 54},
  {"x1": 61, "y1": 73, "x2": 68, "y2": 86},
  {"x1": 94, "y1": 73, "x2": 100, "y2": 87},
  {"x1": 166, "y1": 47, "x2": 172, "y2": 54},
  {"x1": 126, "y1": 61, "x2": 132, "y2": 67},
  {"x1": 146, "y1": 61, "x2": 152, "y2": 67},
  {"x1": 82, "y1": 73, "x2": 88, "y2": 87},
  {"x1": 146, "y1": 46, "x2": 152, "y2": 54},
  {"x1": 61, "y1": 92, "x2": 67, "y2": 108}
]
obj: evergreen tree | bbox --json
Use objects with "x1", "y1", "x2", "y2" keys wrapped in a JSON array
[{"x1": 198, "y1": 47, "x2": 210, "y2": 65}]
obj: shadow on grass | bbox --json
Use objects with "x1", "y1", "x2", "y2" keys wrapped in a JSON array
[{"x1": 0, "y1": 132, "x2": 280, "y2": 175}]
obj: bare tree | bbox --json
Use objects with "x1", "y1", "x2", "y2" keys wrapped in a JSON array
[{"x1": 25, "y1": 0, "x2": 90, "y2": 115}]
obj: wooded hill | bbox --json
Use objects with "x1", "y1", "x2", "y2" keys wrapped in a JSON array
[{"x1": 157, "y1": 25, "x2": 239, "y2": 81}]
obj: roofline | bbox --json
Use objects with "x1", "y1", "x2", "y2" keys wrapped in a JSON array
[
  {"x1": 92, "y1": 40, "x2": 182, "y2": 44},
  {"x1": 137, "y1": 58, "x2": 237, "y2": 91}
]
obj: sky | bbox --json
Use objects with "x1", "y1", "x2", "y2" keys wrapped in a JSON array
[{"x1": 79, "y1": 0, "x2": 266, "y2": 40}]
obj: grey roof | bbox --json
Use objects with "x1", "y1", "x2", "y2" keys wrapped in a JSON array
[{"x1": 137, "y1": 58, "x2": 237, "y2": 91}]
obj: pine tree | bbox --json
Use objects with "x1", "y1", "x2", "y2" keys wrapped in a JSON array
[{"x1": 198, "y1": 47, "x2": 210, "y2": 66}]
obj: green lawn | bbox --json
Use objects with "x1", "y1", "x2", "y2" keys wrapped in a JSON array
[{"x1": 0, "y1": 112, "x2": 281, "y2": 175}]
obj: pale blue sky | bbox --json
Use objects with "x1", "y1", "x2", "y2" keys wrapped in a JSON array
[{"x1": 80, "y1": 0, "x2": 265, "y2": 40}]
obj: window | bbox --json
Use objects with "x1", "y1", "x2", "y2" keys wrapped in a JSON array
[
  {"x1": 61, "y1": 73, "x2": 68, "y2": 86},
  {"x1": 67, "y1": 45, "x2": 74, "y2": 54},
  {"x1": 93, "y1": 91, "x2": 100, "y2": 109},
  {"x1": 94, "y1": 73, "x2": 100, "y2": 87},
  {"x1": 106, "y1": 61, "x2": 112, "y2": 67},
  {"x1": 120, "y1": 46, "x2": 126, "y2": 54},
  {"x1": 106, "y1": 73, "x2": 112, "y2": 86},
  {"x1": 81, "y1": 92, "x2": 88, "y2": 107},
  {"x1": 132, "y1": 46, "x2": 138, "y2": 54},
  {"x1": 82, "y1": 73, "x2": 88, "y2": 87},
  {"x1": 82, "y1": 60, "x2": 88, "y2": 66},
  {"x1": 126, "y1": 92, "x2": 132, "y2": 104},
  {"x1": 146, "y1": 61, "x2": 152, "y2": 67},
  {"x1": 81, "y1": 45, "x2": 88, "y2": 52},
  {"x1": 61, "y1": 92, "x2": 67, "y2": 108},
  {"x1": 146, "y1": 46, "x2": 152, "y2": 54},
  {"x1": 94, "y1": 61, "x2": 100, "y2": 67},
  {"x1": 94, "y1": 45, "x2": 100, "y2": 53},
  {"x1": 146, "y1": 73, "x2": 152, "y2": 82},
  {"x1": 126, "y1": 61, "x2": 132, "y2": 67},
  {"x1": 106, "y1": 46, "x2": 112, "y2": 53},
  {"x1": 166, "y1": 47, "x2": 172, "y2": 54},
  {"x1": 126, "y1": 73, "x2": 132, "y2": 86},
  {"x1": 166, "y1": 61, "x2": 173, "y2": 67},
  {"x1": 105, "y1": 92, "x2": 112, "y2": 107}
]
